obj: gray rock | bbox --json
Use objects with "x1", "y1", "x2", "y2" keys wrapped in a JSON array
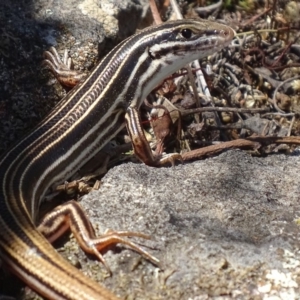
[{"x1": 74, "y1": 150, "x2": 300, "y2": 299}]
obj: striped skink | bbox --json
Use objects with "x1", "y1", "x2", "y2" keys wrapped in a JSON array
[{"x1": 0, "y1": 19, "x2": 235, "y2": 299}]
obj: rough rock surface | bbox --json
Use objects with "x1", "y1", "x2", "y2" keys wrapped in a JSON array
[{"x1": 72, "y1": 150, "x2": 299, "y2": 299}]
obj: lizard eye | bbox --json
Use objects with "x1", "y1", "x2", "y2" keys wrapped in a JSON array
[{"x1": 181, "y1": 28, "x2": 192, "y2": 39}]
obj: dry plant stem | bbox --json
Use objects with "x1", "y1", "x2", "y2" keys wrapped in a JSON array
[
  {"x1": 262, "y1": 112, "x2": 295, "y2": 117},
  {"x1": 270, "y1": 40, "x2": 293, "y2": 68},
  {"x1": 272, "y1": 75, "x2": 300, "y2": 113},
  {"x1": 170, "y1": 0, "x2": 208, "y2": 125},
  {"x1": 288, "y1": 115, "x2": 295, "y2": 137},
  {"x1": 182, "y1": 139, "x2": 259, "y2": 161},
  {"x1": 236, "y1": 29, "x2": 278, "y2": 37},
  {"x1": 271, "y1": 0, "x2": 277, "y2": 30},
  {"x1": 193, "y1": 61, "x2": 209, "y2": 98},
  {"x1": 278, "y1": 27, "x2": 300, "y2": 32},
  {"x1": 246, "y1": 136, "x2": 300, "y2": 145},
  {"x1": 149, "y1": 0, "x2": 162, "y2": 24},
  {"x1": 182, "y1": 135, "x2": 300, "y2": 162},
  {"x1": 187, "y1": 66, "x2": 200, "y2": 109},
  {"x1": 243, "y1": 45, "x2": 300, "y2": 71},
  {"x1": 180, "y1": 107, "x2": 270, "y2": 117},
  {"x1": 170, "y1": 0, "x2": 183, "y2": 19},
  {"x1": 242, "y1": 7, "x2": 272, "y2": 27},
  {"x1": 172, "y1": 0, "x2": 227, "y2": 135},
  {"x1": 186, "y1": 66, "x2": 201, "y2": 124},
  {"x1": 194, "y1": 0, "x2": 223, "y2": 15}
]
